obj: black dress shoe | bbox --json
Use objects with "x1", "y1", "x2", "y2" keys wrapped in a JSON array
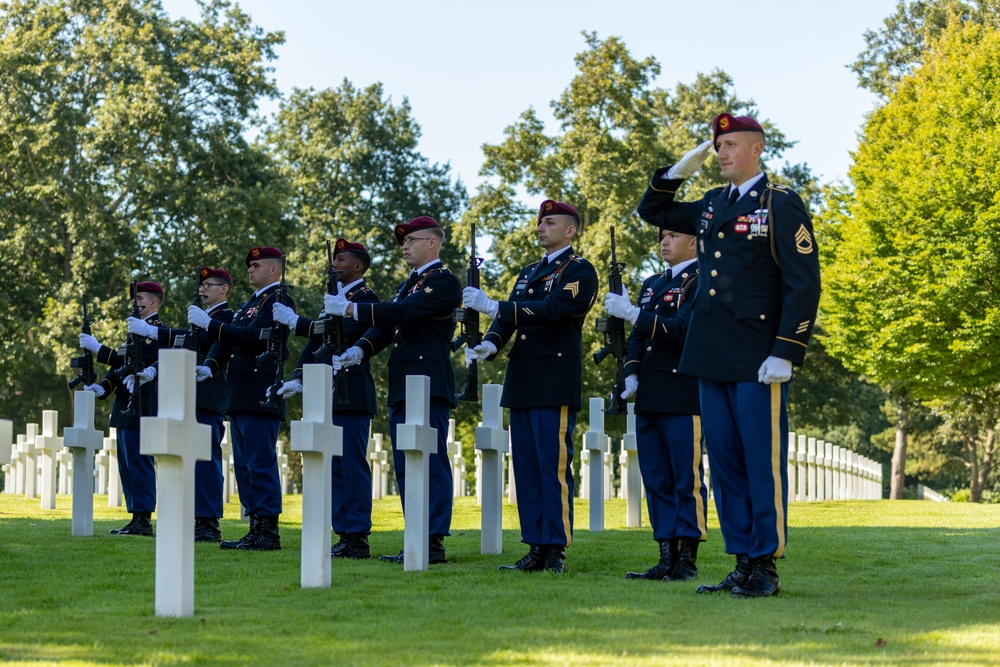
[
  {"x1": 542, "y1": 545, "x2": 566, "y2": 573},
  {"x1": 379, "y1": 537, "x2": 447, "y2": 564},
  {"x1": 731, "y1": 556, "x2": 780, "y2": 598},
  {"x1": 663, "y1": 537, "x2": 699, "y2": 581},
  {"x1": 234, "y1": 515, "x2": 281, "y2": 551},
  {"x1": 118, "y1": 512, "x2": 154, "y2": 536},
  {"x1": 379, "y1": 551, "x2": 405, "y2": 564},
  {"x1": 499, "y1": 544, "x2": 547, "y2": 572},
  {"x1": 626, "y1": 538, "x2": 676, "y2": 580},
  {"x1": 696, "y1": 554, "x2": 752, "y2": 594},
  {"x1": 110, "y1": 514, "x2": 138, "y2": 535},
  {"x1": 332, "y1": 533, "x2": 371, "y2": 559},
  {"x1": 220, "y1": 514, "x2": 259, "y2": 550},
  {"x1": 194, "y1": 518, "x2": 222, "y2": 543}
]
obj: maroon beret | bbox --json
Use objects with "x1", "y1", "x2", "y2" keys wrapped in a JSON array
[
  {"x1": 334, "y1": 238, "x2": 370, "y2": 257},
  {"x1": 199, "y1": 267, "x2": 233, "y2": 285},
  {"x1": 538, "y1": 199, "x2": 580, "y2": 224},
  {"x1": 130, "y1": 281, "x2": 164, "y2": 298},
  {"x1": 245, "y1": 245, "x2": 283, "y2": 267},
  {"x1": 712, "y1": 113, "x2": 764, "y2": 142},
  {"x1": 393, "y1": 216, "x2": 441, "y2": 246}
]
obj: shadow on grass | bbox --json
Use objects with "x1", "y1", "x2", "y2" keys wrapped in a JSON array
[{"x1": 1, "y1": 500, "x2": 1000, "y2": 665}]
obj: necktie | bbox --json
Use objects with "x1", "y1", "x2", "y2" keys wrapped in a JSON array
[
  {"x1": 664, "y1": 268, "x2": 672, "y2": 282},
  {"x1": 726, "y1": 187, "x2": 740, "y2": 209},
  {"x1": 402, "y1": 271, "x2": 418, "y2": 294},
  {"x1": 540, "y1": 256, "x2": 549, "y2": 268}
]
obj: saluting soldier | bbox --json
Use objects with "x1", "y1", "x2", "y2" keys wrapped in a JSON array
[
  {"x1": 326, "y1": 218, "x2": 461, "y2": 564},
  {"x1": 189, "y1": 247, "x2": 293, "y2": 551},
  {"x1": 79, "y1": 281, "x2": 165, "y2": 536},
  {"x1": 271, "y1": 238, "x2": 381, "y2": 559},
  {"x1": 637, "y1": 113, "x2": 821, "y2": 597},
  {"x1": 126, "y1": 267, "x2": 235, "y2": 542},
  {"x1": 604, "y1": 225, "x2": 707, "y2": 581},
  {"x1": 464, "y1": 200, "x2": 598, "y2": 573}
]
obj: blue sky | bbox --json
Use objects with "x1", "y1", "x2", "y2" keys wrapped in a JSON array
[{"x1": 164, "y1": 0, "x2": 901, "y2": 192}]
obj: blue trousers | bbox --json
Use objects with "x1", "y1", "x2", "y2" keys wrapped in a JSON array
[
  {"x1": 194, "y1": 410, "x2": 225, "y2": 519},
  {"x1": 332, "y1": 411, "x2": 373, "y2": 535},
  {"x1": 228, "y1": 412, "x2": 282, "y2": 517},
  {"x1": 509, "y1": 406, "x2": 576, "y2": 547},
  {"x1": 117, "y1": 426, "x2": 156, "y2": 513},
  {"x1": 635, "y1": 412, "x2": 707, "y2": 542},
  {"x1": 388, "y1": 399, "x2": 453, "y2": 538},
  {"x1": 700, "y1": 380, "x2": 788, "y2": 559}
]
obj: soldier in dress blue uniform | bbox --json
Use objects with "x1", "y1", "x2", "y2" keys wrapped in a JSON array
[
  {"x1": 326, "y1": 218, "x2": 461, "y2": 564},
  {"x1": 189, "y1": 247, "x2": 293, "y2": 551},
  {"x1": 637, "y1": 113, "x2": 821, "y2": 597},
  {"x1": 271, "y1": 239, "x2": 381, "y2": 559},
  {"x1": 464, "y1": 200, "x2": 598, "y2": 573},
  {"x1": 126, "y1": 267, "x2": 235, "y2": 542},
  {"x1": 604, "y1": 224, "x2": 707, "y2": 581},
  {"x1": 79, "y1": 281, "x2": 165, "y2": 536}
]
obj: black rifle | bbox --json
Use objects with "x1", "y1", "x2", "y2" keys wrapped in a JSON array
[
  {"x1": 258, "y1": 257, "x2": 293, "y2": 408},
  {"x1": 174, "y1": 266, "x2": 206, "y2": 353},
  {"x1": 313, "y1": 241, "x2": 350, "y2": 405},
  {"x1": 451, "y1": 223, "x2": 485, "y2": 402},
  {"x1": 593, "y1": 226, "x2": 628, "y2": 415},
  {"x1": 114, "y1": 281, "x2": 144, "y2": 416},
  {"x1": 68, "y1": 297, "x2": 97, "y2": 389}
]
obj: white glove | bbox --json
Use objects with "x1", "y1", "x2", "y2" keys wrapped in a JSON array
[
  {"x1": 324, "y1": 293, "x2": 350, "y2": 317},
  {"x1": 272, "y1": 302, "x2": 298, "y2": 327},
  {"x1": 194, "y1": 365, "x2": 213, "y2": 382},
  {"x1": 84, "y1": 383, "x2": 105, "y2": 398},
  {"x1": 267, "y1": 379, "x2": 302, "y2": 399},
  {"x1": 79, "y1": 333, "x2": 101, "y2": 353},
  {"x1": 665, "y1": 139, "x2": 714, "y2": 180},
  {"x1": 604, "y1": 287, "x2": 640, "y2": 325},
  {"x1": 126, "y1": 317, "x2": 157, "y2": 339},
  {"x1": 136, "y1": 366, "x2": 157, "y2": 385},
  {"x1": 187, "y1": 305, "x2": 211, "y2": 329},
  {"x1": 620, "y1": 375, "x2": 639, "y2": 400},
  {"x1": 463, "y1": 287, "x2": 498, "y2": 318},
  {"x1": 331, "y1": 346, "x2": 363, "y2": 373},
  {"x1": 757, "y1": 356, "x2": 793, "y2": 384},
  {"x1": 464, "y1": 340, "x2": 497, "y2": 367},
  {"x1": 124, "y1": 375, "x2": 137, "y2": 394}
]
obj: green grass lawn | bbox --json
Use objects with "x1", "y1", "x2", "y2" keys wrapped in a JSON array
[{"x1": 1, "y1": 494, "x2": 999, "y2": 666}]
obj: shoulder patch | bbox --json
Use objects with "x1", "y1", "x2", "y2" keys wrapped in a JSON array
[{"x1": 766, "y1": 183, "x2": 791, "y2": 194}]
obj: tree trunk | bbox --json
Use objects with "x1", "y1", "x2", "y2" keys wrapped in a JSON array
[{"x1": 890, "y1": 401, "x2": 907, "y2": 499}]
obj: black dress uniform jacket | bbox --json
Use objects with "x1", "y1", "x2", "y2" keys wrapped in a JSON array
[
  {"x1": 95, "y1": 313, "x2": 164, "y2": 429},
  {"x1": 202, "y1": 285, "x2": 293, "y2": 420},
  {"x1": 291, "y1": 281, "x2": 380, "y2": 416},
  {"x1": 625, "y1": 267, "x2": 700, "y2": 415},
  {"x1": 154, "y1": 302, "x2": 234, "y2": 415},
  {"x1": 353, "y1": 262, "x2": 461, "y2": 408},
  {"x1": 637, "y1": 168, "x2": 821, "y2": 382},
  {"x1": 483, "y1": 246, "x2": 598, "y2": 411}
]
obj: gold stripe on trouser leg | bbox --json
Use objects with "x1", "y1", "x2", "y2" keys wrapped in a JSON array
[
  {"x1": 770, "y1": 383, "x2": 786, "y2": 558},
  {"x1": 558, "y1": 406, "x2": 572, "y2": 547},
  {"x1": 690, "y1": 416, "x2": 707, "y2": 540}
]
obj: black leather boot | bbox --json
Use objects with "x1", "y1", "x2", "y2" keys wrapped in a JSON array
[
  {"x1": 235, "y1": 514, "x2": 281, "y2": 551},
  {"x1": 498, "y1": 544, "x2": 547, "y2": 572},
  {"x1": 109, "y1": 514, "x2": 138, "y2": 535},
  {"x1": 332, "y1": 533, "x2": 371, "y2": 559},
  {"x1": 119, "y1": 511, "x2": 154, "y2": 536},
  {"x1": 542, "y1": 545, "x2": 566, "y2": 573},
  {"x1": 220, "y1": 514, "x2": 259, "y2": 550},
  {"x1": 696, "y1": 554, "x2": 752, "y2": 594},
  {"x1": 194, "y1": 518, "x2": 222, "y2": 543},
  {"x1": 625, "y1": 538, "x2": 676, "y2": 580},
  {"x1": 731, "y1": 556, "x2": 780, "y2": 598},
  {"x1": 663, "y1": 537, "x2": 699, "y2": 581},
  {"x1": 429, "y1": 535, "x2": 447, "y2": 564}
]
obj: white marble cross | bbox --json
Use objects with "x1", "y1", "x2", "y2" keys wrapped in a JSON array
[
  {"x1": 140, "y1": 349, "x2": 211, "y2": 618},
  {"x1": 221, "y1": 421, "x2": 232, "y2": 504},
  {"x1": 63, "y1": 391, "x2": 104, "y2": 536},
  {"x1": 396, "y1": 375, "x2": 437, "y2": 572},
  {"x1": 57, "y1": 449, "x2": 72, "y2": 494},
  {"x1": 36, "y1": 411, "x2": 62, "y2": 510},
  {"x1": 23, "y1": 423, "x2": 39, "y2": 499},
  {"x1": 583, "y1": 397, "x2": 607, "y2": 532},
  {"x1": 13, "y1": 434, "x2": 26, "y2": 495},
  {"x1": 506, "y1": 444, "x2": 517, "y2": 506},
  {"x1": 621, "y1": 403, "x2": 642, "y2": 527},
  {"x1": 0, "y1": 419, "x2": 11, "y2": 493},
  {"x1": 368, "y1": 431, "x2": 386, "y2": 500},
  {"x1": 290, "y1": 363, "x2": 343, "y2": 589},
  {"x1": 104, "y1": 427, "x2": 123, "y2": 506},
  {"x1": 475, "y1": 384, "x2": 508, "y2": 555}
]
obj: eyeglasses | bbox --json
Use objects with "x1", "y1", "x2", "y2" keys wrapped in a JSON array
[
  {"x1": 201, "y1": 282, "x2": 228, "y2": 288},
  {"x1": 401, "y1": 236, "x2": 433, "y2": 247}
]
